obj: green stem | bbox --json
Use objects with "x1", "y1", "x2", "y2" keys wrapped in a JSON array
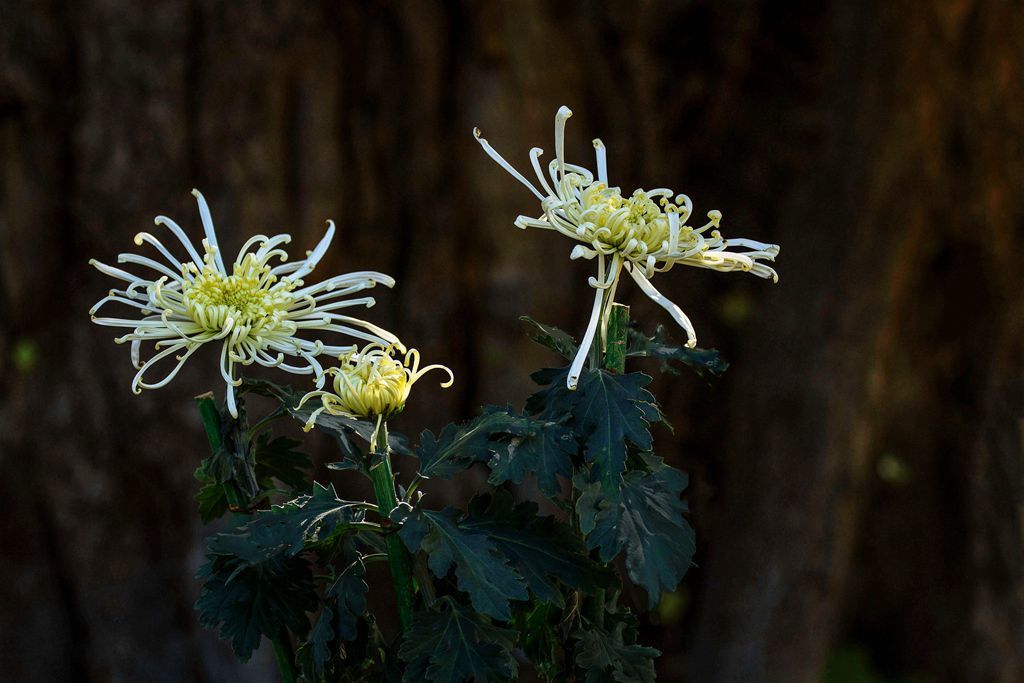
[
  {"x1": 271, "y1": 632, "x2": 298, "y2": 683},
  {"x1": 368, "y1": 419, "x2": 416, "y2": 630},
  {"x1": 195, "y1": 393, "x2": 297, "y2": 680},
  {"x1": 593, "y1": 303, "x2": 631, "y2": 627},
  {"x1": 603, "y1": 303, "x2": 629, "y2": 375}
]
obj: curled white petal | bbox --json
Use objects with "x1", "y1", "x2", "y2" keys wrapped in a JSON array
[{"x1": 627, "y1": 264, "x2": 696, "y2": 348}]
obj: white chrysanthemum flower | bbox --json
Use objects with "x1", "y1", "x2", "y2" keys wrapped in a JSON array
[
  {"x1": 90, "y1": 189, "x2": 399, "y2": 417},
  {"x1": 298, "y1": 343, "x2": 454, "y2": 427},
  {"x1": 474, "y1": 105, "x2": 780, "y2": 388}
]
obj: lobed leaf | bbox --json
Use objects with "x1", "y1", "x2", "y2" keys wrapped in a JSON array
[
  {"x1": 573, "y1": 607, "x2": 660, "y2": 683},
  {"x1": 398, "y1": 596, "x2": 518, "y2": 683},
  {"x1": 206, "y1": 482, "x2": 366, "y2": 567},
  {"x1": 626, "y1": 324, "x2": 728, "y2": 377},
  {"x1": 195, "y1": 554, "x2": 317, "y2": 661},
  {"x1": 298, "y1": 556, "x2": 369, "y2": 681},
  {"x1": 519, "y1": 316, "x2": 579, "y2": 360},
  {"x1": 569, "y1": 369, "x2": 658, "y2": 494},
  {"x1": 576, "y1": 457, "x2": 696, "y2": 608},
  {"x1": 486, "y1": 418, "x2": 576, "y2": 498},
  {"x1": 414, "y1": 407, "x2": 532, "y2": 479},
  {"x1": 462, "y1": 492, "x2": 611, "y2": 607},
  {"x1": 398, "y1": 505, "x2": 528, "y2": 620},
  {"x1": 253, "y1": 434, "x2": 311, "y2": 492}
]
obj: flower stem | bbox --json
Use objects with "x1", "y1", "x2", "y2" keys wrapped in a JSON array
[
  {"x1": 603, "y1": 302, "x2": 629, "y2": 375},
  {"x1": 369, "y1": 419, "x2": 416, "y2": 630},
  {"x1": 194, "y1": 392, "x2": 298, "y2": 681},
  {"x1": 594, "y1": 302, "x2": 631, "y2": 627},
  {"x1": 195, "y1": 393, "x2": 248, "y2": 510},
  {"x1": 271, "y1": 631, "x2": 298, "y2": 683}
]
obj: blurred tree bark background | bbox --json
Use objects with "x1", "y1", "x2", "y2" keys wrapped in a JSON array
[{"x1": 1, "y1": 1, "x2": 1021, "y2": 681}]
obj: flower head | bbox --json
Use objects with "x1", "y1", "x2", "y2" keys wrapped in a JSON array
[
  {"x1": 90, "y1": 189, "x2": 399, "y2": 417},
  {"x1": 474, "y1": 106, "x2": 780, "y2": 388},
  {"x1": 298, "y1": 343, "x2": 454, "y2": 428}
]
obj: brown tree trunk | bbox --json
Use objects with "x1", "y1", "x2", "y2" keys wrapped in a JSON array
[{"x1": 687, "y1": 1, "x2": 1024, "y2": 681}]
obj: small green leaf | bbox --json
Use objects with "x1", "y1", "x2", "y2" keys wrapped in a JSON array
[
  {"x1": 194, "y1": 465, "x2": 228, "y2": 522},
  {"x1": 398, "y1": 596, "x2": 518, "y2": 683},
  {"x1": 415, "y1": 408, "x2": 532, "y2": 479},
  {"x1": 486, "y1": 418, "x2": 576, "y2": 497},
  {"x1": 515, "y1": 601, "x2": 562, "y2": 682},
  {"x1": 626, "y1": 324, "x2": 728, "y2": 377},
  {"x1": 519, "y1": 316, "x2": 579, "y2": 360},
  {"x1": 399, "y1": 505, "x2": 528, "y2": 620},
  {"x1": 300, "y1": 604, "x2": 337, "y2": 681},
  {"x1": 574, "y1": 608, "x2": 660, "y2": 683},
  {"x1": 195, "y1": 554, "x2": 317, "y2": 661},
  {"x1": 576, "y1": 457, "x2": 695, "y2": 608}
]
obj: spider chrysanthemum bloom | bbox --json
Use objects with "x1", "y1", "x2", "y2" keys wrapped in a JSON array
[
  {"x1": 298, "y1": 343, "x2": 454, "y2": 428},
  {"x1": 475, "y1": 106, "x2": 780, "y2": 388},
  {"x1": 90, "y1": 189, "x2": 399, "y2": 417}
]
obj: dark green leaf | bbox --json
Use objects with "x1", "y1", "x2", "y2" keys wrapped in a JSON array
[
  {"x1": 254, "y1": 434, "x2": 311, "y2": 492},
  {"x1": 297, "y1": 556, "x2": 369, "y2": 681},
  {"x1": 194, "y1": 465, "x2": 229, "y2": 522},
  {"x1": 398, "y1": 596, "x2": 518, "y2": 683},
  {"x1": 415, "y1": 408, "x2": 532, "y2": 479},
  {"x1": 463, "y1": 492, "x2": 611, "y2": 607},
  {"x1": 397, "y1": 505, "x2": 528, "y2": 620},
  {"x1": 486, "y1": 419, "x2": 576, "y2": 498},
  {"x1": 525, "y1": 367, "x2": 575, "y2": 420},
  {"x1": 515, "y1": 601, "x2": 562, "y2": 682},
  {"x1": 328, "y1": 558, "x2": 369, "y2": 642},
  {"x1": 573, "y1": 608, "x2": 659, "y2": 683},
  {"x1": 193, "y1": 396, "x2": 259, "y2": 521},
  {"x1": 571, "y1": 369, "x2": 656, "y2": 494},
  {"x1": 626, "y1": 324, "x2": 728, "y2": 377},
  {"x1": 300, "y1": 604, "x2": 337, "y2": 681},
  {"x1": 206, "y1": 482, "x2": 366, "y2": 566},
  {"x1": 195, "y1": 554, "x2": 317, "y2": 661},
  {"x1": 576, "y1": 458, "x2": 695, "y2": 608},
  {"x1": 519, "y1": 316, "x2": 579, "y2": 360}
]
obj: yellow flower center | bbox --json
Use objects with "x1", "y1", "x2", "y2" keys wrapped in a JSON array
[
  {"x1": 178, "y1": 251, "x2": 298, "y2": 342},
  {"x1": 579, "y1": 183, "x2": 670, "y2": 255}
]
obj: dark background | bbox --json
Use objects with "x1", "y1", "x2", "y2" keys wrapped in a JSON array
[{"x1": 2, "y1": 1, "x2": 1022, "y2": 681}]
